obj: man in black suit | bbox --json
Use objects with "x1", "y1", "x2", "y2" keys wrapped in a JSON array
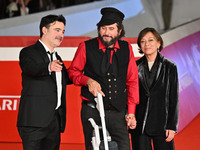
[{"x1": 17, "y1": 14, "x2": 71, "y2": 150}]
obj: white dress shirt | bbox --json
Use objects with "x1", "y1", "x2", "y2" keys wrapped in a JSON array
[{"x1": 39, "y1": 40, "x2": 62, "y2": 110}]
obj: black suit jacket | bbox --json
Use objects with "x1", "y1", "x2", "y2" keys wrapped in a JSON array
[
  {"x1": 17, "y1": 40, "x2": 70, "y2": 132},
  {"x1": 131, "y1": 53, "x2": 179, "y2": 136}
]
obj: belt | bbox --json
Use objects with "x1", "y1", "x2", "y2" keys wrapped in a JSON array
[{"x1": 82, "y1": 100, "x2": 96, "y2": 109}]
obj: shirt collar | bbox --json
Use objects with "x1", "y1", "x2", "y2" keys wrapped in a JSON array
[
  {"x1": 39, "y1": 39, "x2": 56, "y2": 54},
  {"x1": 97, "y1": 37, "x2": 120, "y2": 52}
]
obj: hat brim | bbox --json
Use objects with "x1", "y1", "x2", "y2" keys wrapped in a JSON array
[{"x1": 97, "y1": 19, "x2": 121, "y2": 26}]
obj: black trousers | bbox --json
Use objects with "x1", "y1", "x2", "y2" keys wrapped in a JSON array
[
  {"x1": 18, "y1": 111, "x2": 61, "y2": 150},
  {"x1": 131, "y1": 132, "x2": 175, "y2": 150},
  {"x1": 81, "y1": 102, "x2": 130, "y2": 150}
]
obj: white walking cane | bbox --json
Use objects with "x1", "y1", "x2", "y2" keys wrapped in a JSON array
[
  {"x1": 94, "y1": 92, "x2": 109, "y2": 150},
  {"x1": 88, "y1": 118, "x2": 101, "y2": 150}
]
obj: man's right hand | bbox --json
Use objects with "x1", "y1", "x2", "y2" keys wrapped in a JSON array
[
  {"x1": 50, "y1": 60, "x2": 63, "y2": 72},
  {"x1": 87, "y1": 78, "x2": 105, "y2": 97}
]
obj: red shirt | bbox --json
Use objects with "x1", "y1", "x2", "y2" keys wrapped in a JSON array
[{"x1": 68, "y1": 38, "x2": 139, "y2": 114}]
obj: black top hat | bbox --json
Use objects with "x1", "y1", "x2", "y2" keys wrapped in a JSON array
[{"x1": 97, "y1": 7, "x2": 125, "y2": 26}]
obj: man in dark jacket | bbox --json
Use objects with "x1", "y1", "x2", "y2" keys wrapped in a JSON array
[{"x1": 17, "y1": 14, "x2": 71, "y2": 150}]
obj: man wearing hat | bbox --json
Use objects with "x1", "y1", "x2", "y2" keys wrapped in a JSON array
[{"x1": 68, "y1": 7, "x2": 139, "y2": 150}]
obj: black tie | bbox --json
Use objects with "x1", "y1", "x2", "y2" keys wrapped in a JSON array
[
  {"x1": 101, "y1": 48, "x2": 118, "y2": 77},
  {"x1": 112, "y1": 50, "x2": 118, "y2": 77},
  {"x1": 101, "y1": 48, "x2": 113, "y2": 74},
  {"x1": 47, "y1": 51, "x2": 56, "y2": 81},
  {"x1": 49, "y1": 52, "x2": 53, "y2": 61}
]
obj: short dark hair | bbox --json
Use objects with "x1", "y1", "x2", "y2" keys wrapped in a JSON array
[
  {"x1": 137, "y1": 27, "x2": 163, "y2": 54},
  {"x1": 39, "y1": 14, "x2": 66, "y2": 37},
  {"x1": 97, "y1": 22, "x2": 125, "y2": 39}
]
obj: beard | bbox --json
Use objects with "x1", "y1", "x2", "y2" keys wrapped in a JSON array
[{"x1": 98, "y1": 32, "x2": 120, "y2": 47}]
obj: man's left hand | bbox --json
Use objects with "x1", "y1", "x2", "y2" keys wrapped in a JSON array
[{"x1": 126, "y1": 114, "x2": 137, "y2": 129}]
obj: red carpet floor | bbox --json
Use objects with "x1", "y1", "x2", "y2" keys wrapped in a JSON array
[
  {"x1": 174, "y1": 114, "x2": 200, "y2": 150},
  {"x1": 0, "y1": 114, "x2": 199, "y2": 150}
]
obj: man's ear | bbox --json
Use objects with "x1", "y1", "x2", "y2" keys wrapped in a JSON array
[{"x1": 42, "y1": 26, "x2": 47, "y2": 35}]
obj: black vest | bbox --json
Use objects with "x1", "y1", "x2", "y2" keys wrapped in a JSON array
[{"x1": 81, "y1": 38, "x2": 130, "y2": 112}]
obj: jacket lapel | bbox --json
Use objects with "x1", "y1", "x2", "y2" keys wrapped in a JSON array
[
  {"x1": 35, "y1": 40, "x2": 50, "y2": 64},
  {"x1": 150, "y1": 53, "x2": 164, "y2": 89},
  {"x1": 138, "y1": 61, "x2": 149, "y2": 92},
  {"x1": 35, "y1": 40, "x2": 57, "y2": 82}
]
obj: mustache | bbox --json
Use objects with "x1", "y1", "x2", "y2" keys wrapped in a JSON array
[
  {"x1": 55, "y1": 36, "x2": 63, "y2": 41},
  {"x1": 102, "y1": 35, "x2": 112, "y2": 38}
]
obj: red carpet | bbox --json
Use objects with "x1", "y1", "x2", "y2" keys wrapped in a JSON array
[
  {"x1": 0, "y1": 114, "x2": 199, "y2": 150},
  {"x1": 174, "y1": 114, "x2": 200, "y2": 150}
]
